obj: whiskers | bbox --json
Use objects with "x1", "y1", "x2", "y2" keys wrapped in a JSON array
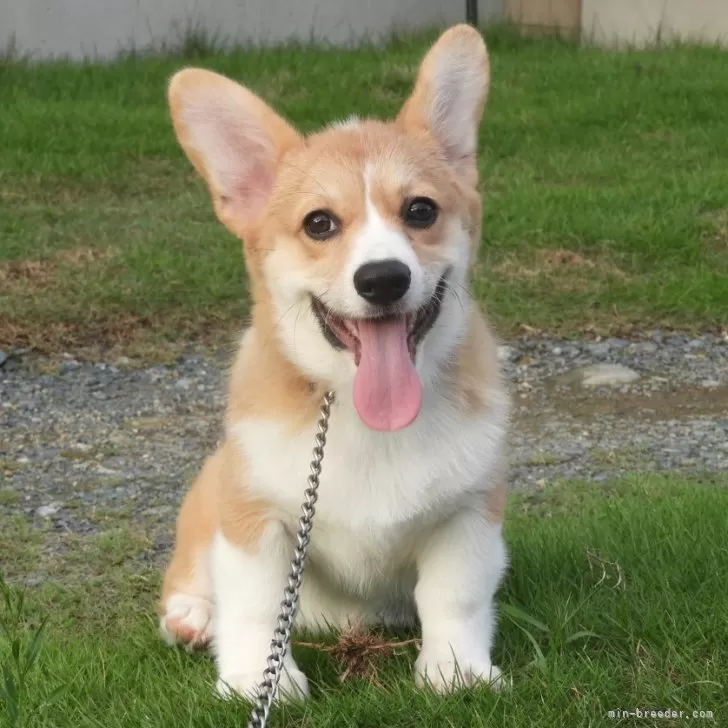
[
  {"x1": 315, "y1": 287, "x2": 344, "y2": 332},
  {"x1": 447, "y1": 279, "x2": 470, "y2": 314}
]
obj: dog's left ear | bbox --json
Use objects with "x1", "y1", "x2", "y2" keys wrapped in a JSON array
[{"x1": 398, "y1": 25, "x2": 489, "y2": 185}]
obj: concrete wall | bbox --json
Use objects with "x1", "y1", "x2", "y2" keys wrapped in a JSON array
[
  {"x1": 5, "y1": 0, "x2": 724, "y2": 59},
  {"x1": 1, "y1": 0, "x2": 503, "y2": 61},
  {"x1": 583, "y1": 0, "x2": 728, "y2": 46}
]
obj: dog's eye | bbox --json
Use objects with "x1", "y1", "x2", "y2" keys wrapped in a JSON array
[
  {"x1": 303, "y1": 210, "x2": 339, "y2": 240},
  {"x1": 402, "y1": 197, "x2": 438, "y2": 229}
]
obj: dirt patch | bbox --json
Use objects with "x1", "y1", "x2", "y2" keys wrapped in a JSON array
[
  {"x1": 488, "y1": 248, "x2": 629, "y2": 293},
  {"x1": 0, "y1": 309, "x2": 239, "y2": 361},
  {"x1": 700, "y1": 208, "x2": 728, "y2": 252},
  {"x1": 520, "y1": 384, "x2": 728, "y2": 425},
  {"x1": 0, "y1": 313, "x2": 144, "y2": 352},
  {"x1": 0, "y1": 259, "x2": 56, "y2": 292},
  {"x1": 538, "y1": 249, "x2": 596, "y2": 269},
  {"x1": 0, "y1": 246, "x2": 117, "y2": 294},
  {"x1": 56, "y1": 246, "x2": 117, "y2": 266}
]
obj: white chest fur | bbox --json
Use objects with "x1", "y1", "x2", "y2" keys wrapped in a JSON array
[{"x1": 231, "y1": 381, "x2": 509, "y2": 596}]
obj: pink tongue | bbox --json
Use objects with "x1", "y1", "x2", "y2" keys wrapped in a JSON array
[{"x1": 352, "y1": 317, "x2": 423, "y2": 432}]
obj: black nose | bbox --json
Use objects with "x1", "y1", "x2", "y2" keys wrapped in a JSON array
[{"x1": 353, "y1": 259, "x2": 411, "y2": 306}]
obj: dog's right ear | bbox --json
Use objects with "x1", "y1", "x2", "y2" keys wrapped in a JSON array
[{"x1": 168, "y1": 69, "x2": 302, "y2": 239}]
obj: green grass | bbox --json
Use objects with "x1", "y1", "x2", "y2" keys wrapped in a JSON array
[
  {"x1": 1, "y1": 29, "x2": 727, "y2": 353},
  {"x1": 1, "y1": 475, "x2": 726, "y2": 727}
]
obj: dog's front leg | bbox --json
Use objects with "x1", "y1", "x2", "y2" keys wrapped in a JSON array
[
  {"x1": 210, "y1": 524, "x2": 310, "y2": 702},
  {"x1": 414, "y1": 506, "x2": 508, "y2": 692}
]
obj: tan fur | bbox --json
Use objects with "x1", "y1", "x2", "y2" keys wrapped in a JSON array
[
  {"x1": 452, "y1": 315, "x2": 507, "y2": 525},
  {"x1": 225, "y1": 323, "x2": 324, "y2": 430},
  {"x1": 159, "y1": 447, "x2": 220, "y2": 609},
  {"x1": 160, "y1": 440, "x2": 274, "y2": 613},
  {"x1": 449, "y1": 308, "x2": 501, "y2": 414},
  {"x1": 217, "y1": 442, "x2": 275, "y2": 550}
]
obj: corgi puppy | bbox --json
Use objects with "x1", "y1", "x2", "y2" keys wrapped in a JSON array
[{"x1": 159, "y1": 25, "x2": 510, "y2": 701}]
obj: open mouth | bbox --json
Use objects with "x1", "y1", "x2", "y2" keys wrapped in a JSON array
[
  {"x1": 310, "y1": 272, "x2": 449, "y2": 365},
  {"x1": 309, "y1": 271, "x2": 449, "y2": 433}
]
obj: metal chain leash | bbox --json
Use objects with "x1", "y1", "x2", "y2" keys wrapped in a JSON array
[{"x1": 247, "y1": 390, "x2": 336, "y2": 728}]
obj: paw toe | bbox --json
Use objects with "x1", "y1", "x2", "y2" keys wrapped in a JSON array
[{"x1": 160, "y1": 594, "x2": 213, "y2": 648}]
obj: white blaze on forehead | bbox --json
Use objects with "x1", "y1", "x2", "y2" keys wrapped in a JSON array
[{"x1": 345, "y1": 165, "x2": 422, "y2": 295}]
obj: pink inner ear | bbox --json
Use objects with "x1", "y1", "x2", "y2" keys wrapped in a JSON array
[
  {"x1": 183, "y1": 95, "x2": 277, "y2": 222},
  {"x1": 229, "y1": 154, "x2": 274, "y2": 220},
  {"x1": 428, "y1": 65, "x2": 480, "y2": 163}
]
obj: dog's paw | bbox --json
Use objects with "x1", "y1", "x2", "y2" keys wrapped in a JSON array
[
  {"x1": 415, "y1": 651, "x2": 509, "y2": 693},
  {"x1": 216, "y1": 666, "x2": 310, "y2": 703},
  {"x1": 159, "y1": 594, "x2": 213, "y2": 648}
]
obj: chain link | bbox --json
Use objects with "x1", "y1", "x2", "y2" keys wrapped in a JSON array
[{"x1": 246, "y1": 391, "x2": 336, "y2": 728}]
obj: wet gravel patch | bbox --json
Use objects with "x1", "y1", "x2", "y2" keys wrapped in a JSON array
[
  {"x1": 501, "y1": 332, "x2": 728, "y2": 486},
  {"x1": 1, "y1": 332, "x2": 727, "y2": 547}
]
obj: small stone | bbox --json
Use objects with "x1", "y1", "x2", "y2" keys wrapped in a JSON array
[
  {"x1": 143, "y1": 505, "x2": 175, "y2": 517},
  {"x1": 96, "y1": 465, "x2": 118, "y2": 475},
  {"x1": 606, "y1": 338, "x2": 629, "y2": 349},
  {"x1": 630, "y1": 342, "x2": 658, "y2": 354},
  {"x1": 36, "y1": 502, "x2": 62, "y2": 518},
  {"x1": 587, "y1": 342, "x2": 612, "y2": 358},
  {"x1": 498, "y1": 345, "x2": 516, "y2": 362},
  {"x1": 175, "y1": 377, "x2": 192, "y2": 390},
  {"x1": 0, "y1": 350, "x2": 7, "y2": 368},
  {"x1": 115, "y1": 356, "x2": 131, "y2": 367},
  {"x1": 552, "y1": 347, "x2": 563, "y2": 356},
  {"x1": 560, "y1": 345, "x2": 580, "y2": 358},
  {"x1": 59, "y1": 360, "x2": 81, "y2": 374},
  {"x1": 701, "y1": 380, "x2": 721, "y2": 389},
  {"x1": 579, "y1": 364, "x2": 640, "y2": 387}
]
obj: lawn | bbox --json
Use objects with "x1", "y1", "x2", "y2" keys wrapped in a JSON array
[
  {"x1": 2, "y1": 29, "x2": 728, "y2": 356},
  {"x1": 2, "y1": 28, "x2": 727, "y2": 728},
  {"x1": 2, "y1": 476, "x2": 726, "y2": 727}
]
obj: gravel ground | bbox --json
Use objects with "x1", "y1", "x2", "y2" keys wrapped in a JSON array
[{"x1": 1, "y1": 332, "x2": 727, "y2": 549}]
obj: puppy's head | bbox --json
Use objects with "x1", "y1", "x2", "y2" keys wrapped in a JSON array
[{"x1": 169, "y1": 25, "x2": 490, "y2": 432}]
